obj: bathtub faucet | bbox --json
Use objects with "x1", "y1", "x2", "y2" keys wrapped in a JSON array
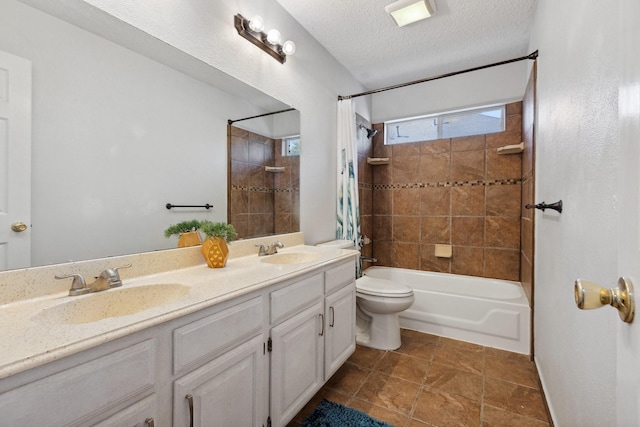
[{"x1": 361, "y1": 256, "x2": 377, "y2": 263}]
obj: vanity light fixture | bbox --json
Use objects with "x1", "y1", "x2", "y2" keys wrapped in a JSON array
[
  {"x1": 385, "y1": 0, "x2": 436, "y2": 27},
  {"x1": 234, "y1": 14, "x2": 296, "y2": 64}
]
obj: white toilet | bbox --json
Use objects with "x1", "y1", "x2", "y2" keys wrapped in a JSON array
[
  {"x1": 355, "y1": 275, "x2": 414, "y2": 350},
  {"x1": 316, "y1": 239, "x2": 415, "y2": 351}
]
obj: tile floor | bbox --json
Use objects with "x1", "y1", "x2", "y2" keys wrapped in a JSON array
[{"x1": 289, "y1": 329, "x2": 551, "y2": 427}]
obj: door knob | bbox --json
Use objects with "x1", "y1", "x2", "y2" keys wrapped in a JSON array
[
  {"x1": 11, "y1": 222, "x2": 28, "y2": 232},
  {"x1": 574, "y1": 277, "x2": 635, "y2": 323}
]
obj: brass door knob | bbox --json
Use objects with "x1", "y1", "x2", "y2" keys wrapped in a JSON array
[
  {"x1": 11, "y1": 222, "x2": 28, "y2": 232},
  {"x1": 574, "y1": 277, "x2": 635, "y2": 323}
]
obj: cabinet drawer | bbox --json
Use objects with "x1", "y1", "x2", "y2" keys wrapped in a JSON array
[
  {"x1": 325, "y1": 260, "x2": 356, "y2": 295},
  {"x1": 173, "y1": 296, "x2": 263, "y2": 373},
  {"x1": 0, "y1": 340, "x2": 155, "y2": 427},
  {"x1": 270, "y1": 273, "x2": 323, "y2": 324}
]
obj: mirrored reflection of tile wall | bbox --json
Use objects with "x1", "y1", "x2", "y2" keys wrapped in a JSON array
[
  {"x1": 365, "y1": 102, "x2": 524, "y2": 281},
  {"x1": 228, "y1": 126, "x2": 299, "y2": 239}
]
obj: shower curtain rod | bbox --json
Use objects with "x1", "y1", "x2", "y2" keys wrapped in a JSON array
[
  {"x1": 228, "y1": 107, "x2": 295, "y2": 125},
  {"x1": 338, "y1": 50, "x2": 538, "y2": 101}
]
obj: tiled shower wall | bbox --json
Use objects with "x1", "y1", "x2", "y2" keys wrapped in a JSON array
[
  {"x1": 361, "y1": 102, "x2": 523, "y2": 281},
  {"x1": 228, "y1": 126, "x2": 299, "y2": 239}
]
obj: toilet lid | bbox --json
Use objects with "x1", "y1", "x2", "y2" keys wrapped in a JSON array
[{"x1": 356, "y1": 276, "x2": 414, "y2": 297}]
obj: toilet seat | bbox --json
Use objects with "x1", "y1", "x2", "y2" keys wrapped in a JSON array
[{"x1": 356, "y1": 276, "x2": 413, "y2": 298}]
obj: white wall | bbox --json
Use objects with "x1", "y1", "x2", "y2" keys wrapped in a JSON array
[
  {"x1": 529, "y1": 0, "x2": 619, "y2": 425},
  {"x1": 18, "y1": 0, "x2": 368, "y2": 247},
  {"x1": 372, "y1": 60, "x2": 527, "y2": 123}
]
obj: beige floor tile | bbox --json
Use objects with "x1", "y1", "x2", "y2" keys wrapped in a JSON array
[
  {"x1": 426, "y1": 362, "x2": 483, "y2": 401},
  {"x1": 482, "y1": 405, "x2": 550, "y2": 426},
  {"x1": 325, "y1": 362, "x2": 370, "y2": 396},
  {"x1": 356, "y1": 373, "x2": 421, "y2": 414},
  {"x1": 484, "y1": 377, "x2": 548, "y2": 421},
  {"x1": 349, "y1": 398, "x2": 410, "y2": 426},
  {"x1": 376, "y1": 351, "x2": 431, "y2": 384},
  {"x1": 292, "y1": 332, "x2": 552, "y2": 427},
  {"x1": 485, "y1": 354, "x2": 539, "y2": 389},
  {"x1": 432, "y1": 343, "x2": 484, "y2": 374},
  {"x1": 440, "y1": 336, "x2": 483, "y2": 351},
  {"x1": 408, "y1": 419, "x2": 431, "y2": 426},
  {"x1": 394, "y1": 335, "x2": 438, "y2": 361},
  {"x1": 348, "y1": 344, "x2": 387, "y2": 369},
  {"x1": 292, "y1": 387, "x2": 351, "y2": 423},
  {"x1": 413, "y1": 386, "x2": 481, "y2": 427}
]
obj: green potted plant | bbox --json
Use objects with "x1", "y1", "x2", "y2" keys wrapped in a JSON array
[
  {"x1": 164, "y1": 220, "x2": 202, "y2": 248},
  {"x1": 199, "y1": 221, "x2": 238, "y2": 268}
]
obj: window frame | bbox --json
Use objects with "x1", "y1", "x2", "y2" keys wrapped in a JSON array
[
  {"x1": 383, "y1": 104, "x2": 506, "y2": 145},
  {"x1": 281, "y1": 135, "x2": 301, "y2": 156}
]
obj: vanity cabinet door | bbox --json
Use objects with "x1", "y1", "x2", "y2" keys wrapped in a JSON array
[
  {"x1": 324, "y1": 282, "x2": 356, "y2": 379},
  {"x1": 270, "y1": 301, "x2": 324, "y2": 427},
  {"x1": 173, "y1": 334, "x2": 266, "y2": 427},
  {"x1": 92, "y1": 395, "x2": 157, "y2": 427}
]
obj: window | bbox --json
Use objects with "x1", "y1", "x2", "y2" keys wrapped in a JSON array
[
  {"x1": 282, "y1": 135, "x2": 301, "y2": 156},
  {"x1": 384, "y1": 105, "x2": 505, "y2": 145}
]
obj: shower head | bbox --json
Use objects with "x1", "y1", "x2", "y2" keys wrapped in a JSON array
[{"x1": 358, "y1": 124, "x2": 378, "y2": 139}]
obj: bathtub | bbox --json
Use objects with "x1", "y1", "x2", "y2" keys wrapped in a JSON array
[{"x1": 361, "y1": 266, "x2": 530, "y2": 354}]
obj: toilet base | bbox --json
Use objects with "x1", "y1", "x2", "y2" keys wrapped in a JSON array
[{"x1": 355, "y1": 309, "x2": 402, "y2": 350}]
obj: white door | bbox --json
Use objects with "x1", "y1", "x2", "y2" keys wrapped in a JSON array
[
  {"x1": 616, "y1": 0, "x2": 640, "y2": 424},
  {"x1": 0, "y1": 50, "x2": 31, "y2": 270}
]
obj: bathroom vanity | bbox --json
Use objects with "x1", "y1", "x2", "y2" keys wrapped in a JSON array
[{"x1": 0, "y1": 235, "x2": 357, "y2": 427}]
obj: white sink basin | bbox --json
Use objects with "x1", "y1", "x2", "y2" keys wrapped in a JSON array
[
  {"x1": 260, "y1": 252, "x2": 321, "y2": 265},
  {"x1": 33, "y1": 284, "x2": 190, "y2": 324}
]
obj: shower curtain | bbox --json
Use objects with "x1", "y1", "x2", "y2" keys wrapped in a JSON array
[{"x1": 336, "y1": 99, "x2": 362, "y2": 276}]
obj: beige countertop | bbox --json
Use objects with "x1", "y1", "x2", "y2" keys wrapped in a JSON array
[{"x1": 0, "y1": 244, "x2": 357, "y2": 380}]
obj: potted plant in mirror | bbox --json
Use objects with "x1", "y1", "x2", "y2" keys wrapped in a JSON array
[
  {"x1": 164, "y1": 220, "x2": 203, "y2": 248},
  {"x1": 199, "y1": 221, "x2": 238, "y2": 268}
]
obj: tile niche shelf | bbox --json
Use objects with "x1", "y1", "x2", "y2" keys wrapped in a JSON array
[{"x1": 367, "y1": 157, "x2": 390, "y2": 165}]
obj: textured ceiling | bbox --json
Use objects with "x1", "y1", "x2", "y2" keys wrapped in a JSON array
[{"x1": 275, "y1": 0, "x2": 538, "y2": 91}]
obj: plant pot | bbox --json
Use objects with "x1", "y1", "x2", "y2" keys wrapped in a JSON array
[
  {"x1": 177, "y1": 231, "x2": 202, "y2": 248},
  {"x1": 200, "y1": 237, "x2": 230, "y2": 268}
]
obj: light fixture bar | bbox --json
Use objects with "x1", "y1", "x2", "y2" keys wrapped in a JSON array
[{"x1": 234, "y1": 14, "x2": 286, "y2": 64}]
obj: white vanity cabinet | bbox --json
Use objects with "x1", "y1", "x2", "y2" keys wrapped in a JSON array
[
  {"x1": 269, "y1": 260, "x2": 356, "y2": 426},
  {"x1": 172, "y1": 296, "x2": 266, "y2": 427},
  {"x1": 0, "y1": 254, "x2": 357, "y2": 427}
]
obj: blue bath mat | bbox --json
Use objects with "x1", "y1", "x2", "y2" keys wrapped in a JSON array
[{"x1": 301, "y1": 399, "x2": 393, "y2": 427}]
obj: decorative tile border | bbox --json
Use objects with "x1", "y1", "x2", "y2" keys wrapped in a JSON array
[
  {"x1": 372, "y1": 178, "x2": 521, "y2": 191},
  {"x1": 230, "y1": 185, "x2": 298, "y2": 193}
]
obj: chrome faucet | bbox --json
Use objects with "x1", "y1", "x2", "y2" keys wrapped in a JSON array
[
  {"x1": 256, "y1": 241, "x2": 285, "y2": 256},
  {"x1": 55, "y1": 264, "x2": 132, "y2": 296}
]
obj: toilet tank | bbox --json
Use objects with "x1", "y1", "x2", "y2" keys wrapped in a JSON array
[{"x1": 316, "y1": 239, "x2": 356, "y2": 249}]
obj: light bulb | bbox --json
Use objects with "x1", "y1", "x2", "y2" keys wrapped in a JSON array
[
  {"x1": 248, "y1": 15, "x2": 264, "y2": 32},
  {"x1": 266, "y1": 29, "x2": 281, "y2": 45},
  {"x1": 282, "y1": 40, "x2": 296, "y2": 56}
]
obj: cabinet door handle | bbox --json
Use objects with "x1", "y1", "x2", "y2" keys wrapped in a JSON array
[
  {"x1": 319, "y1": 313, "x2": 324, "y2": 336},
  {"x1": 329, "y1": 306, "x2": 335, "y2": 327},
  {"x1": 186, "y1": 393, "x2": 194, "y2": 427},
  {"x1": 145, "y1": 418, "x2": 155, "y2": 427}
]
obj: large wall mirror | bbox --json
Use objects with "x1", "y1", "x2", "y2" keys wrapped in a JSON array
[{"x1": 0, "y1": 0, "x2": 300, "y2": 271}]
